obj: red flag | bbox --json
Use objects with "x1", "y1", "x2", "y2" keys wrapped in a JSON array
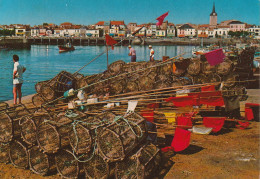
[
  {"x1": 245, "y1": 108, "x2": 254, "y2": 121},
  {"x1": 177, "y1": 116, "x2": 193, "y2": 129},
  {"x1": 204, "y1": 48, "x2": 225, "y2": 66},
  {"x1": 201, "y1": 85, "x2": 215, "y2": 92},
  {"x1": 161, "y1": 128, "x2": 191, "y2": 152},
  {"x1": 164, "y1": 96, "x2": 195, "y2": 107},
  {"x1": 156, "y1": 11, "x2": 169, "y2": 26},
  {"x1": 171, "y1": 128, "x2": 191, "y2": 152},
  {"x1": 105, "y1": 34, "x2": 117, "y2": 50},
  {"x1": 140, "y1": 110, "x2": 154, "y2": 122},
  {"x1": 236, "y1": 121, "x2": 250, "y2": 129},
  {"x1": 203, "y1": 117, "x2": 225, "y2": 133}
]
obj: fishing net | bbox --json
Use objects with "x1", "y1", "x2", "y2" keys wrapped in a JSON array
[
  {"x1": 55, "y1": 149, "x2": 79, "y2": 178},
  {"x1": 9, "y1": 140, "x2": 28, "y2": 169}
]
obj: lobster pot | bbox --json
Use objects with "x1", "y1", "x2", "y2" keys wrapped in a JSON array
[
  {"x1": 14, "y1": 104, "x2": 30, "y2": 118},
  {"x1": 0, "y1": 112, "x2": 13, "y2": 143},
  {"x1": 28, "y1": 146, "x2": 56, "y2": 176},
  {"x1": 125, "y1": 80, "x2": 139, "y2": 93},
  {"x1": 32, "y1": 94, "x2": 45, "y2": 107},
  {"x1": 97, "y1": 112, "x2": 147, "y2": 162},
  {"x1": 140, "y1": 61, "x2": 158, "y2": 77},
  {"x1": 19, "y1": 116, "x2": 37, "y2": 146},
  {"x1": 94, "y1": 112, "x2": 116, "y2": 125},
  {"x1": 187, "y1": 58, "x2": 201, "y2": 76},
  {"x1": 223, "y1": 74, "x2": 239, "y2": 88},
  {"x1": 234, "y1": 85, "x2": 248, "y2": 101},
  {"x1": 9, "y1": 140, "x2": 29, "y2": 169},
  {"x1": 216, "y1": 59, "x2": 234, "y2": 76},
  {"x1": 0, "y1": 143, "x2": 10, "y2": 163},
  {"x1": 200, "y1": 73, "x2": 221, "y2": 84},
  {"x1": 0, "y1": 110, "x2": 21, "y2": 143},
  {"x1": 35, "y1": 80, "x2": 49, "y2": 94},
  {"x1": 0, "y1": 102, "x2": 9, "y2": 111},
  {"x1": 54, "y1": 114, "x2": 73, "y2": 148},
  {"x1": 55, "y1": 149, "x2": 80, "y2": 178},
  {"x1": 154, "y1": 81, "x2": 170, "y2": 90},
  {"x1": 40, "y1": 84, "x2": 56, "y2": 101},
  {"x1": 83, "y1": 153, "x2": 110, "y2": 179},
  {"x1": 69, "y1": 123, "x2": 92, "y2": 154},
  {"x1": 53, "y1": 71, "x2": 76, "y2": 94},
  {"x1": 146, "y1": 70, "x2": 157, "y2": 81},
  {"x1": 159, "y1": 62, "x2": 173, "y2": 75},
  {"x1": 115, "y1": 143, "x2": 161, "y2": 179},
  {"x1": 138, "y1": 76, "x2": 154, "y2": 91},
  {"x1": 109, "y1": 79, "x2": 126, "y2": 95},
  {"x1": 177, "y1": 77, "x2": 193, "y2": 86},
  {"x1": 76, "y1": 77, "x2": 88, "y2": 89},
  {"x1": 37, "y1": 122, "x2": 60, "y2": 154},
  {"x1": 202, "y1": 61, "x2": 216, "y2": 75},
  {"x1": 73, "y1": 72, "x2": 84, "y2": 81},
  {"x1": 108, "y1": 60, "x2": 126, "y2": 76}
]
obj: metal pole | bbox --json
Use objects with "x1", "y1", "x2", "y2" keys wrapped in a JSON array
[{"x1": 106, "y1": 46, "x2": 109, "y2": 70}]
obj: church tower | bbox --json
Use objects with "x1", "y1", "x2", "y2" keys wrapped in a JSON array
[{"x1": 209, "y1": 2, "x2": 217, "y2": 27}]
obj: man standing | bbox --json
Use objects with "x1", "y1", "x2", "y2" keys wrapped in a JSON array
[
  {"x1": 13, "y1": 55, "x2": 26, "y2": 105},
  {"x1": 149, "y1": 45, "x2": 155, "y2": 62},
  {"x1": 128, "y1": 45, "x2": 136, "y2": 62}
]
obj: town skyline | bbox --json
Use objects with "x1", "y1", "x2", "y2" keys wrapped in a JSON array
[{"x1": 0, "y1": 0, "x2": 259, "y2": 26}]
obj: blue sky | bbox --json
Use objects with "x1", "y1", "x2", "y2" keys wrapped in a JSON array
[{"x1": 0, "y1": 0, "x2": 259, "y2": 26}]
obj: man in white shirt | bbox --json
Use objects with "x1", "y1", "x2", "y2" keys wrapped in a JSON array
[
  {"x1": 13, "y1": 55, "x2": 26, "y2": 105},
  {"x1": 149, "y1": 45, "x2": 154, "y2": 62}
]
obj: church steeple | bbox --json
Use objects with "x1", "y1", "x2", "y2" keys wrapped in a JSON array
[
  {"x1": 209, "y1": 2, "x2": 217, "y2": 27},
  {"x1": 210, "y1": 2, "x2": 217, "y2": 16}
]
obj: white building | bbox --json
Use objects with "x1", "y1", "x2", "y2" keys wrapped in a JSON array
[
  {"x1": 156, "y1": 29, "x2": 166, "y2": 37},
  {"x1": 86, "y1": 29, "x2": 100, "y2": 37},
  {"x1": 214, "y1": 26, "x2": 229, "y2": 38},
  {"x1": 31, "y1": 28, "x2": 39, "y2": 37},
  {"x1": 248, "y1": 25, "x2": 260, "y2": 39},
  {"x1": 177, "y1": 24, "x2": 196, "y2": 38}
]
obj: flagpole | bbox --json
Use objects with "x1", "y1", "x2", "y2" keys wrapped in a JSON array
[{"x1": 106, "y1": 45, "x2": 109, "y2": 70}]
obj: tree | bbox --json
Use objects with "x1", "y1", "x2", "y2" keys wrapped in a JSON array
[{"x1": 43, "y1": 23, "x2": 49, "y2": 26}]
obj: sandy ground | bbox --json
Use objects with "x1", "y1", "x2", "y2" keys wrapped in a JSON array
[{"x1": 1, "y1": 90, "x2": 259, "y2": 179}]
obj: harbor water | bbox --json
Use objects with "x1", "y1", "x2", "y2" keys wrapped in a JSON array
[{"x1": 0, "y1": 45, "x2": 195, "y2": 102}]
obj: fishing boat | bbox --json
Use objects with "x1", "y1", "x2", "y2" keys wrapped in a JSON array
[{"x1": 58, "y1": 43, "x2": 75, "y2": 52}]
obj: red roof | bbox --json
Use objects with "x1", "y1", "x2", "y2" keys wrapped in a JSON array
[
  {"x1": 60, "y1": 22, "x2": 72, "y2": 26},
  {"x1": 96, "y1": 21, "x2": 104, "y2": 25},
  {"x1": 111, "y1": 21, "x2": 125, "y2": 26}
]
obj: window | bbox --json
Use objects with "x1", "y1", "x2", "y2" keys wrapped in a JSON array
[
  {"x1": 162, "y1": 32, "x2": 164, "y2": 35},
  {"x1": 191, "y1": 32, "x2": 192, "y2": 35},
  {"x1": 157, "y1": 32, "x2": 159, "y2": 35}
]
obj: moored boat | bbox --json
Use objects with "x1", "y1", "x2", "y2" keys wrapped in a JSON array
[{"x1": 58, "y1": 43, "x2": 75, "y2": 52}]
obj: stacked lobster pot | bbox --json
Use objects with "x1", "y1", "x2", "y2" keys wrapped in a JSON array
[{"x1": 33, "y1": 71, "x2": 77, "y2": 107}]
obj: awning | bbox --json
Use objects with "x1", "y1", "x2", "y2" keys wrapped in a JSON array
[
  {"x1": 86, "y1": 33, "x2": 92, "y2": 37},
  {"x1": 178, "y1": 34, "x2": 185, "y2": 37},
  {"x1": 109, "y1": 33, "x2": 115, "y2": 37}
]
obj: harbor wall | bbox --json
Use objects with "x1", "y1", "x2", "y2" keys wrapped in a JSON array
[{"x1": 0, "y1": 37, "x2": 258, "y2": 48}]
